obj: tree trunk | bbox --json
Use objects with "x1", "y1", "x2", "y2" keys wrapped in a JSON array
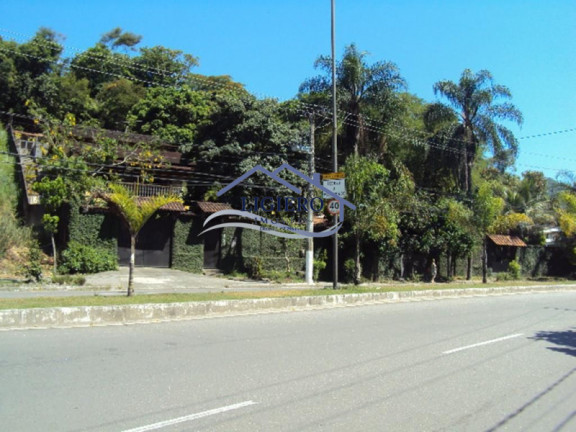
[
  {"x1": 354, "y1": 232, "x2": 362, "y2": 285},
  {"x1": 446, "y1": 254, "x2": 451, "y2": 280},
  {"x1": 482, "y1": 238, "x2": 488, "y2": 284},
  {"x1": 466, "y1": 255, "x2": 472, "y2": 280},
  {"x1": 128, "y1": 234, "x2": 135, "y2": 296},
  {"x1": 51, "y1": 234, "x2": 57, "y2": 275}
]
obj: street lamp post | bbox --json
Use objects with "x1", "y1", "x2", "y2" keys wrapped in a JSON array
[{"x1": 331, "y1": 0, "x2": 338, "y2": 289}]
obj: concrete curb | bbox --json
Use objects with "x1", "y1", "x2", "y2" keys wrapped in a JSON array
[{"x1": 1, "y1": 285, "x2": 576, "y2": 330}]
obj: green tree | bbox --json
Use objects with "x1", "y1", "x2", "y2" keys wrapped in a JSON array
[
  {"x1": 100, "y1": 28, "x2": 142, "y2": 51},
  {"x1": 300, "y1": 44, "x2": 406, "y2": 157},
  {"x1": 127, "y1": 85, "x2": 215, "y2": 144},
  {"x1": 191, "y1": 92, "x2": 307, "y2": 203},
  {"x1": 343, "y1": 155, "x2": 414, "y2": 284},
  {"x1": 429, "y1": 69, "x2": 523, "y2": 193},
  {"x1": 474, "y1": 182, "x2": 505, "y2": 283},
  {"x1": 97, "y1": 184, "x2": 182, "y2": 296},
  {"x1": 33, "y1": 177, "x2": 68, "y2": 274},
  {"x1": 96, "y1": 78, "x2": 146, "y2": 129},
  {"x1": 133, "y1": 46, "x2": 198, "y2": 86},
  {"x1": 70, "y1": 43, "x2": 134, "y2": 94}
]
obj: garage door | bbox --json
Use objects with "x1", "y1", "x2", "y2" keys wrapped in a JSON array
[{"x1": 118, "y1": 215, "x2": 173, "y2": 268}]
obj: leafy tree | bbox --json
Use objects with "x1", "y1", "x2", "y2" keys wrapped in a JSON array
[
  {"x1": 127, "y1": 85, "x2": 214, "y2": 144},
  {"x1": 300, "y1": 44, "x2": 406, "y2": 157},
  {"x1": 70, "y1": 43, "x2": 134, "y2": 94},
  {"x1": 474, "y1": 182, "x2": 505, "y2": 282},
  {"x1": 429, "y1": 69, "x2": 523, "y2": 193},
  {"x1": 96, "y1": 78, "x2": 145, "y2": 129},
  {"x1": 556, "y1": 191, "x2": 576, "y2": 238},
  {"x1": 133, "y1": 46, "x2": 198, "y2": 86},
  {"x1": 100, "y1": 27, "x2": 142, "y2": 51},
  {"x1": 34, "y1": 74, "x2": 96, "y2": 122},
  {"x1": 33, "y1": 176, "x2": 68, "y2": 274},
  {"x1": 97, "y1": 184, "x2": 182, "y2": 296},
  {"x1": 191, "y1": 92, "x2": 308, "y2": 203},
  {"x1": 0, "y1": 28, "x2": 64, "y2": 115},
  {"x1": 343, "y1": 155, "x2": 414, "y2": 284},
  {"x1": 554, "y1": 191, "x2": 576, "y2": 265}
]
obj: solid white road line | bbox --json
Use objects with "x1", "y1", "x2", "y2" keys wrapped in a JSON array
[
  {"x1": 443, "y1": 333, "x2": 524, "y2": 355},
  {"x1": 121, "y1": 400, "x2": 258, "y2": 432}
]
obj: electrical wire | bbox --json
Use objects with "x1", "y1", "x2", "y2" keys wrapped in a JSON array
[{"x1": 1, "y1": 30, "x2": 574, "y2": 172}]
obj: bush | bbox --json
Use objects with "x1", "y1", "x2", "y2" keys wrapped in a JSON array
[
  {"x1": 22, "y1": 242, "x2": 43, "y2": 282},
  {"x1": 51, "y1": 274, "x2": 86, "y2": 285},
  {"x1": 508, "y1": 259, "x2": 521, "y2": 280},
  {"x1": 245, "y1": 256, "x2": 263, "y2": 279},
  {"x1": 313, "y1": 250, "x2": 327, "y2": 281},
  {"x1": 0, "y1": 208, "x2": 24, "y2": 258},
  {"x1": 59, "y1": 241, "x2": 117, "y2": 274},
  {"x1": 344, "y1": 258, "x2": 356, "y2": 282}
]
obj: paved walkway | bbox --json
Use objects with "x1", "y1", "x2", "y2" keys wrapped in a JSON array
[{"x1": 0, "y1": 267, "x2": 323, "y2": 298}]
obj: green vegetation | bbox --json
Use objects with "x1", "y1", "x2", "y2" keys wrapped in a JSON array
[
  {"x1": 1, "y1": 280, "x2": 574, "y2": 310},
  {"x1": 1, "y1": 28, "x2": 574, "y2": 286},
  {"x1": 0, "y1": 127, "x2": 29, "y2": 258},
  {"x1": 50, "y1": 274, "x2": 86, "y2": 286},
  {"x1": 59, "y1": 241, "x2": 117, "y2": 274}
]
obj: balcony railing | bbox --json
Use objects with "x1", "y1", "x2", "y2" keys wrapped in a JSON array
[{"x1": 119, "y1": 182, "x2": 183, "y2": 197}]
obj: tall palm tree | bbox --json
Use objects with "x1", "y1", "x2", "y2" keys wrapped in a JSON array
[
  {"x1": 299, "y1": 44, "x2": 406, "y2": 157},
  {"x1": 429, "y1": 69, "x2": 523, "y2": 193},
  {"x1": 98, "y1": 184, "x2": 182, "y2": 296}
]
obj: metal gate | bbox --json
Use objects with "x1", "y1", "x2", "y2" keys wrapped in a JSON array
[
  {"x1": 118, "y1": 215, "x2": 173, "y2": 268},
  {"x1": 203, "y1": 228, "x2": 221, "y2": 269}
]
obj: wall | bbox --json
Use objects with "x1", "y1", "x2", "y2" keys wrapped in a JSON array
[
  {"x1": 171, "y1": 215, "x2": 204, "y2": 273},
  {"x1": 221, "y1": 227, "x2": 306, "y2": 278},
  {"x1": 67, "y1": 206, "x2": 118, "y2": 257}
]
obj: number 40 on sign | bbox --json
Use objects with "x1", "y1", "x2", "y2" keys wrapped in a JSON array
[{"x1": 326, "y1": 200, "x2": 340, "y2": 215}]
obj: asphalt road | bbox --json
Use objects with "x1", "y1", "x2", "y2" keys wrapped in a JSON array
[{"x1": 1, "y1": 292, "x2": 575, "y2": 431}]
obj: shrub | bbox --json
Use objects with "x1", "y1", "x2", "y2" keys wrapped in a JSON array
[
  {"x1": 0, "y1": 207, "x2": 24, "y2": 258},
  {"x1": 245, "y1": 256, "x2": 263, "y2": 279},
  {"x1": 344, "y1": 258, "x2": 356, "y2": 282},
  {"x1": 59, "y1": 241, "x2": 117, "y2": 274},
  {"x1": 22, "y1": 242, "x2": 43, "y2": 282},
  {"x1": 51, "y1": 274, "x2": 86, "y2": 285},
  {"x1": 313, "y1": 249, "x2": 327, "y2": 281},
  {"x1": 508, "y1": 259, "x2": 521, "y2": 280}
]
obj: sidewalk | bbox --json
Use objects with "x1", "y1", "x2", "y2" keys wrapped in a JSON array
[{"x1": 0, "y1": 267, "x2": 322, "y2": 298}]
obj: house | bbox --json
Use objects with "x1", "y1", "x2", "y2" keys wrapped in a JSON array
[
  {"x1": 8, "y1": 126, "x2": 326, "y2": 275},
  {"x1": 8, "y1": 126, "x2": 228, "y2": 270},
  {"x1": 486, "y1": 234, "x2": 527, "y2": 273},
  {"x1": 543, "y1": 227, "x2": 562, "y2": 246}
]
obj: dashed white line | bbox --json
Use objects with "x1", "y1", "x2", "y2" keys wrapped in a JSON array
[
  {"x1": 121, "y1": 400, "x2": 258, "y2": 432},
  {"x1": 443, "y1": 333, "x2": 524, "y2": 355}
]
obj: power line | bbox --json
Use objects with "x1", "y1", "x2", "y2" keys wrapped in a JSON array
[{"x1": 1, "y1": 31, "x2": 575, "y2": 171}]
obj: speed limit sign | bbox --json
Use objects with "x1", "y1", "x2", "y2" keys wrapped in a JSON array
[{"x1": 326, "y1": 199, "x2": 340, "y2": 215}]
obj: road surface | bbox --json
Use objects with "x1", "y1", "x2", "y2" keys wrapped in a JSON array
[{"x1": 1, "y1": 292, "x2": 575, "y2": 431}]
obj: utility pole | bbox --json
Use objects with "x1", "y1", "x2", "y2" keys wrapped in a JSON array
[
  {"x1": 331, "y1": 0, "x2": 339, "y2": 289},
  {"x1": 305, "y1": 115, "x2": 315, "y2": 285}
]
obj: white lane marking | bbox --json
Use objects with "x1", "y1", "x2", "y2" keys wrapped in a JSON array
[
  {"x1": 121, "y1": 400, "x2": 257, "y2": 432},
  {"x1": 443, "y1": 333, "x2": 524, "y2": 355}
]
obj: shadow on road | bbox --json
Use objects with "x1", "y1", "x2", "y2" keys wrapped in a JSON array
[{"x1": 530, "y1": 328, "x2": 576, "y2": 357}]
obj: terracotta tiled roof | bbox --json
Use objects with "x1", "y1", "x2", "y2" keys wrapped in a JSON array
[
  {"x1": 487, "y1": 234, "x2": 527, "y2": 247},
  {"x1": 101, "y1": 195, "x2": 186, "y2": 212},
  {"x1": 158, "y1": 201, "x2": 187, "y2": 212},
  {"x1": 195, "y1": 202, "x2": 232, "y2": 213}
]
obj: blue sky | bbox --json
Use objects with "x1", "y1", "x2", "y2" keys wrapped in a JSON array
[{"x1": 0, "y1": 0, "x2": 574, "y2": 179}]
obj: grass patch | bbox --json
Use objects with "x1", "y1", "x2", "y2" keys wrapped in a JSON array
[
  {"x1": 0, "y1": 279, "x2": 575, "y2": 310},
  {"x1": 50, "y1": 275, "x2": 87, "y2": 286}
]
